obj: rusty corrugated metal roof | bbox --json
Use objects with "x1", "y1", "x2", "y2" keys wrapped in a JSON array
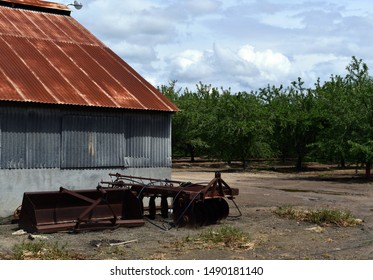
[
  {"x1": 0, "y1": 1, "x2": 179, "y2": 112},
  {"x1": 0, "y1": 0, "x2": 69, "y2": 13}
]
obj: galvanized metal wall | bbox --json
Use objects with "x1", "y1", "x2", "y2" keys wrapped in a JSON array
[
  {"x1": 0, "y1": 105, "x2": 172, "y2": 170},
  {"x1": 61, "y1": 114, "x2": 126, "y2": 168},
  {"x1": 0, "y1": 107, "x2": 61, "y2": 169}
]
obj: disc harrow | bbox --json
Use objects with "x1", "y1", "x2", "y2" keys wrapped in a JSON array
[{"x1": 101, "y1": 171, "x2": 240, "y2": 228}]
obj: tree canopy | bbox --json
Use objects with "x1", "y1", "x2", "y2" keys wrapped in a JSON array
[{"x1": 160, "y1": 57, "x2": 373, "y2": 175}]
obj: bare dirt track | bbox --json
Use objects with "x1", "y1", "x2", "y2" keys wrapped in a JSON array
[{"x1": 0, "y1": 162, "x2": 372, "y2": 260}]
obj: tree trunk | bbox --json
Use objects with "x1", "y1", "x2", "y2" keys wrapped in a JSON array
[
  {"x1": 188, "y1": 145, "x2": 195, "y2": 162},
  {"x1": 365, "y1": 162, "x2": 371, "y2": 177},
  {"x1": 340, "y1": 156, "x2": 346, "y2": 168},
  {"x1": 242, "y1": 159, "x2": 248, "y2": 170},
  {"x1": 281, "y1": 154, "x2": 286, "y2": 164},
  {"x1": 296, "y1": 154, "x2": 303, "y2": 171},
  {"x1": 190, "y1": 150, "x2": 195, "y2": 162}
]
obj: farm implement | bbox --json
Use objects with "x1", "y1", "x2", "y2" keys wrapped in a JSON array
[{"x1": 18, "y1": 172, "x2": 240, "y2": 233}]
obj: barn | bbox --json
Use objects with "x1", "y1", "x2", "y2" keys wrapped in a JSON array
[{"x1": 0, "y1": 0, "x2": 178, "y2": 217}]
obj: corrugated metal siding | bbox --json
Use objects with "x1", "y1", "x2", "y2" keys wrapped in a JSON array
[
  {"x1": 61, "y1": 115, "x2": 126, "y2": 168},
  {"x1": 117, "y1": 112, "x2": 172, "y2": 168},
  {"x1": 0, "y1": 106, "x2": 172, "y2": 169},
  {"x1": 1, "y1": 111, "x2": 26, "y2": 168},
  {"x1": 0, "y1": 107, "x2": 60, "y2": 168},
  {"x1": 0, "y1": 5, "x2": 179, "y2": 112},
  {"x1": 26, "y1": 110, "x2": 61, "y2": 168}
]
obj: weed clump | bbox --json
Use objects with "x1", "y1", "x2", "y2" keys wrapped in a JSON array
[
  {"x1": 12, "y1": 240, "x2": 79, "y2": 260},
  {"x1": 183, "y1": 225, "x2": 253, "y2": 250},
  {"x1": 274, "y1": 205, "x2": 363, "y2": 227}
]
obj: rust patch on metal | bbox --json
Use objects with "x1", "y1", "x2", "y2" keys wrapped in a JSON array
[{"x1": 18, "y1": 187, "x2": 144, "y2": 233}]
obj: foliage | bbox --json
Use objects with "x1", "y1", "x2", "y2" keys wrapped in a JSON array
[
  {"x1": 161, "y1": 57, "x2": 373, "y2": 174},
  {"x1": 161, "y1": 81, "x2": 212, "y2": 161},
  {"x1": 208, "y1": 90, "x2": 273, "y2": 165},
  {"x1": 258, "y1": 79, "x2": 322, "y2": 170},
  {"x1": 311, "y1": 57, "x2": 373, "y2": 174},
  {"x1": 310, "y1": 75, "x2": 352, "y2": 166}
]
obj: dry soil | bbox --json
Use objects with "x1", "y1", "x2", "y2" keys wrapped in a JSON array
[{"x1": 0, "y1": 162, "x2": 372, "y2": 260}]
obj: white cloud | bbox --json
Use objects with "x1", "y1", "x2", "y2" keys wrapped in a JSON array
[
  {"x1": 163, "y1": 43, "x2": 294, "y2": 91},
  {"x1": 109, "y1": 41, "x2": 157, "y2": 62},
  {"x1": 260, "y1": 11, "x2": 305, "y2": 29},
  {"x1": 182, "y1": 0, "x2": 222, "y2": 15},
  {"x1": 71, "y1": 0, "x2": 373, "y2": 91},
  {"x1": 73, "y1": 0, "x2": 177, "y2": 45},
  {"x1": 293, "y1": 54, "x2": 339, "y2": 73},
  {"x1": 167, "y1": 49, "x2": 214, "y2": 82},
  {"x1": 292, "y1": 54, "x2": 352, "y2": 85},
  {"x1": 238, "y1": 45, "x2": 292, "y2": 81},
  {"x1": 173, "y1": 49, "x2": 204, "y2": 71}
]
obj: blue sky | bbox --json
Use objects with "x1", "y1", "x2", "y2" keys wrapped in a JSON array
[{"x1": 69, "y1": 0, "x2": 373, "y2": 92}]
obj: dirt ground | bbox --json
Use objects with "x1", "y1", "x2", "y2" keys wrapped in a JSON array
[{"x1": 0, "y1": 162, "x2": 372, "y2": 260}]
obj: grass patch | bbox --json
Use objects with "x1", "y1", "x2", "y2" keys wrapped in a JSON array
[
  {"x1": 12, "y1": 240, "x2": 80, "y2": 260},
  {"x1": 183, "y1": 225, "x2": 253, "y2": 250},
  {"x1": 274, "y1": 205, "x2": 363, "y2": 227}
]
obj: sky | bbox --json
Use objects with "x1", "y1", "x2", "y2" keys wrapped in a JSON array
[{"x1": 68, "y1": 0, "x2": 373, "y2": 92}]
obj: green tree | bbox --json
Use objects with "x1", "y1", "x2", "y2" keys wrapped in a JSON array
[
  {"x1": 260, "y1": 79, "x2": 322, "y2": 170},
  {"x1": 311, "y1": 75, "x2": 353, "y2": 167},
  {"x1": 259, "y1": 84, "x2": 292, "y2": 162},
  {"x1": 161, "y1": 57, "x2": 373, "y2": 175},
  {"x1": 161, "y1": 81, "x2": 214, "y2": 161},
  {"x1": 209, "y1": 90, "x2": 273, "y2": 168},
  {"x1": 310, "y1": 56, "x2": 373, "y2": 176},
  {"x1": 344, "y1": 57, "x2": 373, "y2": 176}
]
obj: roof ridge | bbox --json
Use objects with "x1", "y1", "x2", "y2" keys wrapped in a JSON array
[{"x1": 0, "y1": 0, "x2": 69, "y2": 12}]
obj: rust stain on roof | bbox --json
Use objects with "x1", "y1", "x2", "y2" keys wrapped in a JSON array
[
  {"x1": 0, "y1": 1, "x2": 179, "y2": 112},
  {"x1": 1, "y1": 0, "x2": 69, "y2": 11}
]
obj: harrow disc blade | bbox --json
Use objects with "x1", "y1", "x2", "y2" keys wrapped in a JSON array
[
  {"x1": 172, "y1": 197, "x2": 230, "y2": 227},
  {"x1": 203, "y1": 198, "x2": 229, "y2": 225},
  {"x1": 192, "y1": 201, "x2": 207, "y2": 227},
  {"x1": 172, "y1": 197, "x2": 192, "y2": 227}
]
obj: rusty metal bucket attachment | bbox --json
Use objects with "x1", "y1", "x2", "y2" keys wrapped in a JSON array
[{"x1": 18, "y1": 187, "x2": 144, "y2": 233}]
